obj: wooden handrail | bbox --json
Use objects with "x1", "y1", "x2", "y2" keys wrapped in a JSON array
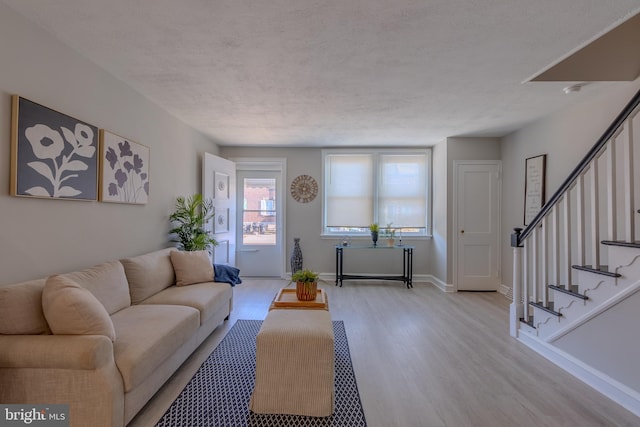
[{"x1": 512, "y1": 88, "x2": 640, "y2": 247}]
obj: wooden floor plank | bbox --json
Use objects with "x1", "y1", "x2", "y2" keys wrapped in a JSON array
[{"x1": 129, "y1": 279, "x2": 639, "y2": 427}]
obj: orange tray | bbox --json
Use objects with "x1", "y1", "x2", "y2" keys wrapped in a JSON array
[{"x1": 270, "y1": 288, "x2": 329, "y2": 310}]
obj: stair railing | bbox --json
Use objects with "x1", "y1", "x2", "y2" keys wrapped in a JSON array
[{"x1": 510, "y1": 89, "x2": 640, "y2": 337}]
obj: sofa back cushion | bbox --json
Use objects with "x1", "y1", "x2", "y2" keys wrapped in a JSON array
[
  {"x1": 120, "y1": 248, "x2": 176, "y2": 304},
  {"x1": 61, "y1": 261, "x2": 131, "y2": 315},
  {"x1": 0, "y1": 278, "x2": 50, "y2": 335},
  {"x1": 170, "y1": 250, "x2": 214, "y2": 287},
  {"x1": 42, "y1": 275, "x2": 116, "y2": 342}
]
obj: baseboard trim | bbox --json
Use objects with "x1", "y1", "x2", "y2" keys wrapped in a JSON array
[
  {"x1": 499, "y1": 284, "x2": 511, "y2": 299},
  {"x1": 424, "y1": 275, "x2": 454, "y2": 292},
  {"x1": 517, "y1": 329, "x2": 640, "y2": 417}
]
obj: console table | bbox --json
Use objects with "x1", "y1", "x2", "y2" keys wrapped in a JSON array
[{"x1": 335, "y1": 245, "x2": 414, "y2": 288}]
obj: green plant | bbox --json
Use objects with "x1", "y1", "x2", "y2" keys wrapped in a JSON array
[
  {"x1": 291, "y1": 268, "x2": 319, "y2": 283},
  {"x1": 169, "y1": 194, "x2": 218, "y2": 252},
  {"x1": 383, "y1": 222, "x2": 396, "y2": 238},
  {"x1": 369, "y1": 223, "x2": 379, "y2": 233}
]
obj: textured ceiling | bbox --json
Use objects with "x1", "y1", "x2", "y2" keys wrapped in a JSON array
[{"x1": 3, "y1": 0, "x2": 640, "y2": 147}]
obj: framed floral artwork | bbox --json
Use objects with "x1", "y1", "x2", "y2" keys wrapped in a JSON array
[
  {"x1": 99, "y1": 130, "x2": 150, "y2": 204},
  {"x1": 10, "y1": 96, "x2": 98, "y2": 200}
]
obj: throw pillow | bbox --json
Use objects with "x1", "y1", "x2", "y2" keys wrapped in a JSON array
[
  {"x1": 0, "y1": 279, "x2": 51, "y2": 335},
  {"x1": 170, "y1": 250, "x2": 214, "y2": 286},
  {"x1": 42, "y1": 275, "x2": 116, "y2": 342}
]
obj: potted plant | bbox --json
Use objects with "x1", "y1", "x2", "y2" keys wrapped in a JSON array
[
  {"x1": 291, "y1": 268, "x2": 319, "y2": 301},
  {"x1": 169, "y1": 194, "x2": 218, "y2": 252},
  {"x1": 383, "y1": 223, "x2": 396, "y2": 247},
  {"x1": 369, "y1": 223, "x2": 379, "y2": 246}
]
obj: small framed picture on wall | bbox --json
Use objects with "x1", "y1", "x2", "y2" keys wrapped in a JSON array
[{"x1": 524, "y1": 154, "x2": 546, "y2": 226}]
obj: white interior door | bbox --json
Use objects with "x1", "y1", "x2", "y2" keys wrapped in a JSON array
[
  {"x1": 203, "y1": 153, "x2": 236, "y2": 266},
  {"x1": 236, "y1": 169, "x2": 283, "y2": 277},
  {"x1": 454, "y1": 161, "x2": 501, "y2": 291}
]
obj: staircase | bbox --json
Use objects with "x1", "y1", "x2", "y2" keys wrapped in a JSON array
[{"x1": 510, "y1": 88, "x2": 640, "y2": 417}]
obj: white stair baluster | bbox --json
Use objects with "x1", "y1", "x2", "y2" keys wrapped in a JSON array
[
  {"x1": 623, "y1": 121, "x2": 635, "y2": 242},
  {"x1": 563, "y1": 194, "x2": 572, "y2": 286},
  {"x1": 607, "y1": 139, "x2": 617, "y2": 241},
  {"x1": 523, "y1": 239, "x2": 529, "y2": 322},
  {"x1": 576, "y1": 174, "x2": 585, "y2": 267},
  {"x1": 532, "y1": 228, "x2": 538, "y2": 305},
  {"x1": 552, "y1": 205, "x2": 560, "y2": 286},
  {"x1": 541, "y1": 218, "x2": 548, "y2": 306},
  {"x1": 590, "y1": 159, "x2": 600, "y2": 269}
]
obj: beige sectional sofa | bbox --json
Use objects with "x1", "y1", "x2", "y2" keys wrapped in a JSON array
[{"x1": 0, "y1": 248, "x2": 233, "y2": 427}]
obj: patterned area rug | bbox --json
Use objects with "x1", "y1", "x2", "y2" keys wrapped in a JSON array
[{"x1": 156, "y1": 319, "x2": 367, "y2": 427}]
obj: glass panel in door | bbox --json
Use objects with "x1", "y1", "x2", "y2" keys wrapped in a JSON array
[
  {"x1": 236, "y1": 171, "x2": 283, "y2": 277},
  {"x1": 242, "y1": 178, "x2": 277, "y2": 246}
]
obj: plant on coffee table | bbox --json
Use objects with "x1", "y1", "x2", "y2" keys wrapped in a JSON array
[{"x1": 291, "y1": 269, "x2": 319, "y2": 301}]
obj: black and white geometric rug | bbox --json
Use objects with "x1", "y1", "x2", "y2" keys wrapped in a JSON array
[{"x1": 156, "y1": 319, "x2": 367, "y2": 427}]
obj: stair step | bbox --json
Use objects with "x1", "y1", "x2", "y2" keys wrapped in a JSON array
[
  {"x1": 572, "y1": 264, "x2": 621, "y2": 278},
  {"x1": 602, "y1": 240, "x2": 640, "y2": 249},
  {"x1": 519, "y1": 318, "x2": 536, "y2": 329},
  {"x1": 549, "y1": 284, "x2": 589, "y2": 300},
  {"x1": 529, "y1": 301, "x2": 562, "y2": 317}
]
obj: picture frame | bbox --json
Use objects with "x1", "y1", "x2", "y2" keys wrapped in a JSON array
[
  {"x1": 524, "y1": 154, "x2": 546, "y2": 226},
  {"x1": 99, "y1": 130, "x2": 150, "y2": 204},
  {"x1": 214, "y1": 172, "x2": 229, "y2": 199},
  {"x1": 10, "y1": 96, "x2": 98, "y2": 200},
  {"x1": 213, "y1": 208, "x2": 229, "y2": 233}
]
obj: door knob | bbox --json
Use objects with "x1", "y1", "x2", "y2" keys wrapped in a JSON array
[{"x1": 460, "y1": 230, "x2": 464, "y2": 234}]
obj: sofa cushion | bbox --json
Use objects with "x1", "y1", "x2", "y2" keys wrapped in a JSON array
[
  {"x1": 120, "y1": 248, "x2": 176, "y2": 304},
  {"x1": 169, "y1": 250, "x2": 214, "y2": 287},
  {"x1": 61, "y1": 261, "x2": 131, "y2": 315},
  {"x1": 0, "y1": 279, "x2": 50, "y2": 335},
  {"x1": 42, "y1": 275, "x2": 116, "y2": 342},
  {"x1": 141, "y1": 282, "x2": 232, "y2": 325},
  {"x1": 110, "y1": 305, "x2": 199, "y2": 392}
]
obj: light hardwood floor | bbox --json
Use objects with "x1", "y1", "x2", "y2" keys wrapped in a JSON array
[{"x1": 129, "y1": 279, "x2": 639, "y2": 427}]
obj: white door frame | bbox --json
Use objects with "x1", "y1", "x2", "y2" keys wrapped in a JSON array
[
  {"x1": 452, "y1": 160, "x2": 502, "y2": 291},
  {"x1": 232, "y1": 157, "x2": 287, "y2": 278}
]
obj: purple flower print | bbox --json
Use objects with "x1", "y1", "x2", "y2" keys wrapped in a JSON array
[
  {"x1": 118, "y1": 141, "x2": 133, "y2": 157},
  {"x1": 132, "y1": 154, "x2": 143, "y2": 173},
  {"x1": 103, "y1": 134, "x2": 149, "y2": 203},
  {"x1": 106, "y1": 147, "x2": 118, "y2": 169},
  {"x1": 115, "y1": 169, "x2": 128, "y2": 188}
]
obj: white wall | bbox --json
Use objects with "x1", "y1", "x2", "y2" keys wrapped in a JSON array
[
  {"x1": 500, "y1": 79, "x2": 640, "y2": 291},
  {"x1": 220, "y1": 146, "x2": 437, "y2": 278},
  {"x1": 0, "y1": 4, "x2": 218, "y2": 284},
  {"x1": 430, "y1": 141, "x2": 448, "y2": 283}
]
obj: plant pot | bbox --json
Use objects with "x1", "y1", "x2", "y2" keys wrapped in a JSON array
[
  {"x1": 371, "y1": 231, "x2": 379, "y2": 246},
  {"x1": 386, "y1": 238, "x2": 395, "y2": 247},
  {"x1": 296, "y1": 281, "x2": 317, "y2": 301}
]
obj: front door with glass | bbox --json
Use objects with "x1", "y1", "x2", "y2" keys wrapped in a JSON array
[{"x1": 236, "y1": 170, "x2": 283, "y2": 277}]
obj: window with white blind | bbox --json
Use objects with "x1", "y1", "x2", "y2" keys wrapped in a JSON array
[{"x1": 322, "y1": 149, "x2": 431, "y2": 236}]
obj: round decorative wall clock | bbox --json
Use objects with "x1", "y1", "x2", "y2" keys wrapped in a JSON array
[{"x1": 290, "y1": 174, "x2": 318, "y2": 203}]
